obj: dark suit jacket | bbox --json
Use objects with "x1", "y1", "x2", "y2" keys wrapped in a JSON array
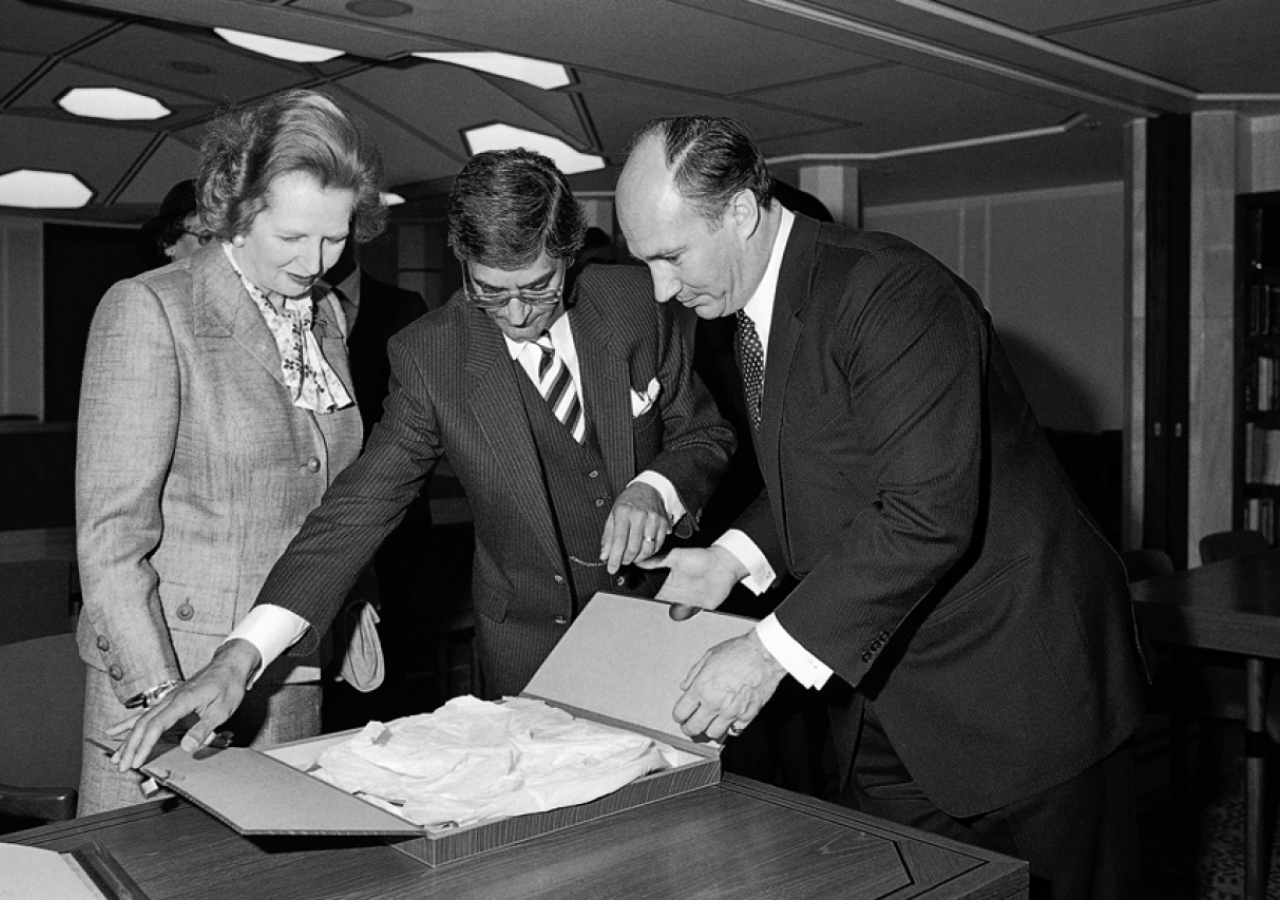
[
  {"x1": 738, "y1": 214, "x2": 1144, "y2": 817},
  {"x1": 343, "y1": 270, "x2": 427, "y2": 440},
  {"x1": 256, "y1": 265, "x2": 735, "y2": 689}
]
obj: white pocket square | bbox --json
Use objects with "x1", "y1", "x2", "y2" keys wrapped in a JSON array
[{"x1": 631, "y1": 377, "x2": 661, "y2": 417}]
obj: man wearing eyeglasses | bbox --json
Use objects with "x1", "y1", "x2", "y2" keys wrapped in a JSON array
[{"x1": 111, "y1": 149, "x2": 736, "y2": 766}]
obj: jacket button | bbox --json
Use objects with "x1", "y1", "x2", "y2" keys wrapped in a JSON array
[
  {"x1": 553, "y1": 615, "x2": 569, "y2": 625},
  {"x1": 594, "y1": 498, "x2": 605, "y2": 507},
  {"x1": 616, "y1": 576, "x2": 626, "y2": 587},
  {"x1": 96, "y1": 635, "x2": 111, "y2": 652},
  {"x1": 553, "y1": 574, "x2": 565, "y2": 584},
  {"x1": 588, "y1": 470, "x2": 599, "y2": 478},
  {"x1": 306, "y1": 457, "x2": 321, "y2": 473},
  {"x1": 861, "y1": 652, "x2": 873, "y2": 663},
  {"x1": 176, "y1": 602, "x2": 195, "y2": 621},
  {"x1": 108, "y1": 665, "x2": 124, "y2": 681}
]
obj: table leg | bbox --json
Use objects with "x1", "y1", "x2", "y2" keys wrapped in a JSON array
[{"x1": 1245, "y1": 656, "x2": 1269, "y2": 900}]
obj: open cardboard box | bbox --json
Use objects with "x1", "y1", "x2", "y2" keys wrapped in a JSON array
[{"x1": 140, "y1": 593, "x2": 757, "y2": 866}]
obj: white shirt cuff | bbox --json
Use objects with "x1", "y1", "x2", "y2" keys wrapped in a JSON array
[
  {"x1": 629, "y1": 470, "x2": 686, "y2": 524},
  {"x1": 756, "y1": 614, "x2": 832, "y2": 689},
  {"x1": 713, "y1": 529, "x2": 776, "y2": 594},
  {"x1": 224, "y1": 605, "x2": 310, "y2": 688}
]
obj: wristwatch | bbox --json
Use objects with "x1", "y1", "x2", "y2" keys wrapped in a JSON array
[{"x1": 124, "y1": 679, "x2": 182, "y2": 710}]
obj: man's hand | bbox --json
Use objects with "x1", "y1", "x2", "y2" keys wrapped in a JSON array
[
  {"x1": 672, "y1": 631, "x2": 787, "y2": 741},
  {"x1": 637, "y1": 546, "x2": 744, "y2": 620},
  {"x1": 600, "y1": 482, "x2": 670, "y2": 573},
  {"x1": 108, "y1": 639, "x2": 261, "y2": 771}
]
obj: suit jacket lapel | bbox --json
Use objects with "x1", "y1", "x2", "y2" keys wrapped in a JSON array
[
  {"x1": 569, "y1": 295, "x2": 633, "y2": 496},
  {"x1": 758, "y1": 214, "x2": 820, "y2": 561},
  {"x1": 463, "y1": 309, "x2": 563, "y2": 568}
]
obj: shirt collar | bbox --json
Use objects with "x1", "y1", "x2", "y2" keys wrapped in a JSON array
[
  {"x1": 740, "y1": 207, "x2": 795, "y2": 343},
  {"x1": 503, "y1": 306, "x2": 573, "y2": 361}
]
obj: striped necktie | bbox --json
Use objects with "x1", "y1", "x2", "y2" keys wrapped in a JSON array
[
  {"x1": 535, "y1": 335, "x2": 586, "y2": 443},
  {"x1": 736, "y1": 311, "x2": 764, "y2": 431}
]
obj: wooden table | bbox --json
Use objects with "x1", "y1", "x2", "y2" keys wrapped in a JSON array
[
  {"x1": 1130, "y1": 548, "x2": 1280, "y2": 900},
  {"x1": 7, "y1": 776, "x2": 1027, "y2": 900}
]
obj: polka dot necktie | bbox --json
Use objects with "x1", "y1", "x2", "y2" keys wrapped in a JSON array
[
  {"x1": 736, "y1": 311, "x2": 765, "y2": 431},
  {"x1": 535, "y1": 335, "x2": 586, "y2": 443}
]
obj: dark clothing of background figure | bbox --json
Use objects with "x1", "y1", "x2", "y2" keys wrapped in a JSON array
[
  {"x1": 321, "y1": 264, "x2": 429, "y2": 723},
  {"x1": 252, "y1": 265, "x2": 735, "y2": 699},
  {"x1": 740, "y1": 213, "x2": 1145, "y2": 898}
]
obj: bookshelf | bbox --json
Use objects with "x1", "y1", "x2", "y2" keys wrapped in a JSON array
[{"x1": 1240, "y1": 191, "x2": 1280, "y2": 543}]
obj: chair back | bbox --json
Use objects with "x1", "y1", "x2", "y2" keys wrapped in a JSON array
[
  {"x1": 1119, "y1": 548, "x2": 1175, "y2": 583},
  {"x1": 0, "y1": 633, "x2": 84, "y2": 801},
  {"x1": 0, "y1": 559, "x2": 73, "y2": 646},
  {"x1": 1199, "y1": 530, "x2": 1272, "y2": 565}
]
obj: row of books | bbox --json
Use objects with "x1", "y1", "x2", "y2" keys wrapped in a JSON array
[
  {"x1": 1244, "y1": 422, "x2": 1280, "y2": 484},
  {"x1": 1247, "y1": 282, "x2": 1280, "y2": 337},
  {"x1": 1247, "y1": 355, "x2": 1280, "y2": 412},
  {"x1": 1244, "y1": 497, "x2": 1280, "y2": 545}
]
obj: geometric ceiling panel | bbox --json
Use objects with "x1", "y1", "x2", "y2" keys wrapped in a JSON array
[
  {"x1": 108, "y1": 134, "x2": 201, "y2": 207},
  {"x1": 750, "y1": 64, "x2": 1082, "y2": 153},
  {"x1": 67, "y1": 22, "x2": 305, "y2": 105},
  {"x1": 1050, "y1": 0, "x2": 1280, "y2": 95},
  {"x1": 0, "y1": 112, "x2": 162, "y2": 205},
  {"x1": 2, "y1": 0, "x2": 1276, "y2": 216},
  {"x1": 1, "y1": 0, "x2": 118, "y2": 55}
]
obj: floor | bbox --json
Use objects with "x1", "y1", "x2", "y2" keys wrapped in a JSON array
[{"x1": 1137, "y1": 717, "x2": 1280, "y2": 899}]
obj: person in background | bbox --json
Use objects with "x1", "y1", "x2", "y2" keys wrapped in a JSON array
[
  {"x1": 111, "y1": 147, "x2": 736, "y2": 767},
  {"x1": 615, "y1": 115, "x2": 1145, "y2": 900},
  {"x1": 76, "y1": 88, "x2": 383, "y2": 813},
  {"x1": 136, "y1": 179, "x2": 212, "y2": 269},
  {"x1": 314, "y1": 241, "x2": 428, "y2": 726}
]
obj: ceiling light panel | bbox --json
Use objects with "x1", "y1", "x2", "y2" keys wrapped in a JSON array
[
  {"x1": 413, "y1": 52, "x2": 571, "y2": 90},
  {"x1": 58, "y1": 86, "x2": 171, "y2": 121},
  {"x1": 0, "y1": 169, "x2": 93, "y2": 208},
  {"x1": 464, "y1": 123, "x2": 604, "y2": 175},
  {"x1": 214, "y1": 28, "x2": 343, "y2": 63}
]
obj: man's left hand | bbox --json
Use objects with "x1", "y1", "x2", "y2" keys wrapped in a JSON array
[
  {"x1": 600, "y1": 482, "x2": 670, "y2": 573},
  {"x1": 673, "y1": 630, "x2": 787, "y2": 741}
]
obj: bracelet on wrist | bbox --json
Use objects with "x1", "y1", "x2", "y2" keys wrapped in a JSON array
[{"x1": 124, "y1": 679, "x2": 182, "y2": 710}]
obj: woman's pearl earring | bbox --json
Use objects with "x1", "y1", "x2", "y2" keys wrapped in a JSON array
[{"x1": 232, "y1": 234, "x2": 245, "y2": 247}]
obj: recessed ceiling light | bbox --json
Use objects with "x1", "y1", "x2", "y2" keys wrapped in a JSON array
[
  {"x1": 0, "y1": 169, "x2": 94, "y2": 209},
  {"x1": 413, "y1": 52, "x2": 571, "y2": 90},
  {"x1": 58, "y1": 87, "x2": 170, "y2": 121},
  {"x1": 464, "y1": 124, "x2": 604, "y2": 175},
  {"x1": 214, "y1": 28, "x2": 343, "y2": 63},
  {"x1": 381, "y1": 192, "x2": 406, "y2": 206},
  {"x1": 346, "y1": 0, "x2": 412, "y2": 17}
]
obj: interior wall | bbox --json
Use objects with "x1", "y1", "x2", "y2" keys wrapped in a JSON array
[
  {"x1": 865, "y1": 182, "x2": 1126, "y2": 434},
  {"x1": 0, "y1": 216, "x2": 43, "y2": 418}
]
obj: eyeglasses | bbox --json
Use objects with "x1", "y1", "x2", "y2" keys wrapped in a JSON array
[
  {"x1": 462, "y1": 261, "x2": 567, "y2": 311},
  {"x1": 179, "y1": 229, "x2": 215, "y2": 246}
]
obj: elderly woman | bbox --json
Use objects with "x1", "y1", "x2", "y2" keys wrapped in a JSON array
[{"x1": 75, "y1": 89, "x2": 384, "y2": 813}]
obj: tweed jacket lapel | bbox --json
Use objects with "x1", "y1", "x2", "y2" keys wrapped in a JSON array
[
  {"x1": 758, "y1": 214, "x2": 820, "y2": 563},
  {"x1": 463, "y1": 308, "x2": 563, "y2": 569},
  {"x1": 191, "y1": 244, "x2": 285, "y2": 388},
  {"x1": 568, "y1": 293, "x2": 633, "y2": 497}
]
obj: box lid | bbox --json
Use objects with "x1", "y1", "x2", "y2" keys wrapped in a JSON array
[
  {"x1": 141, "y1": 743, "x2": 420, "y2": 836},
  {"x1": 521, "y1": 593, "x2": 757, "y2": 750}
]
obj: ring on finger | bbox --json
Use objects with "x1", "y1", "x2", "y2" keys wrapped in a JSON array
[
  {"x1": 727, "y1": 723, "x2": 745, "y2": 737},
  {"x1": 643, "y1": 535, "x2": 656, "y2": 544}
]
